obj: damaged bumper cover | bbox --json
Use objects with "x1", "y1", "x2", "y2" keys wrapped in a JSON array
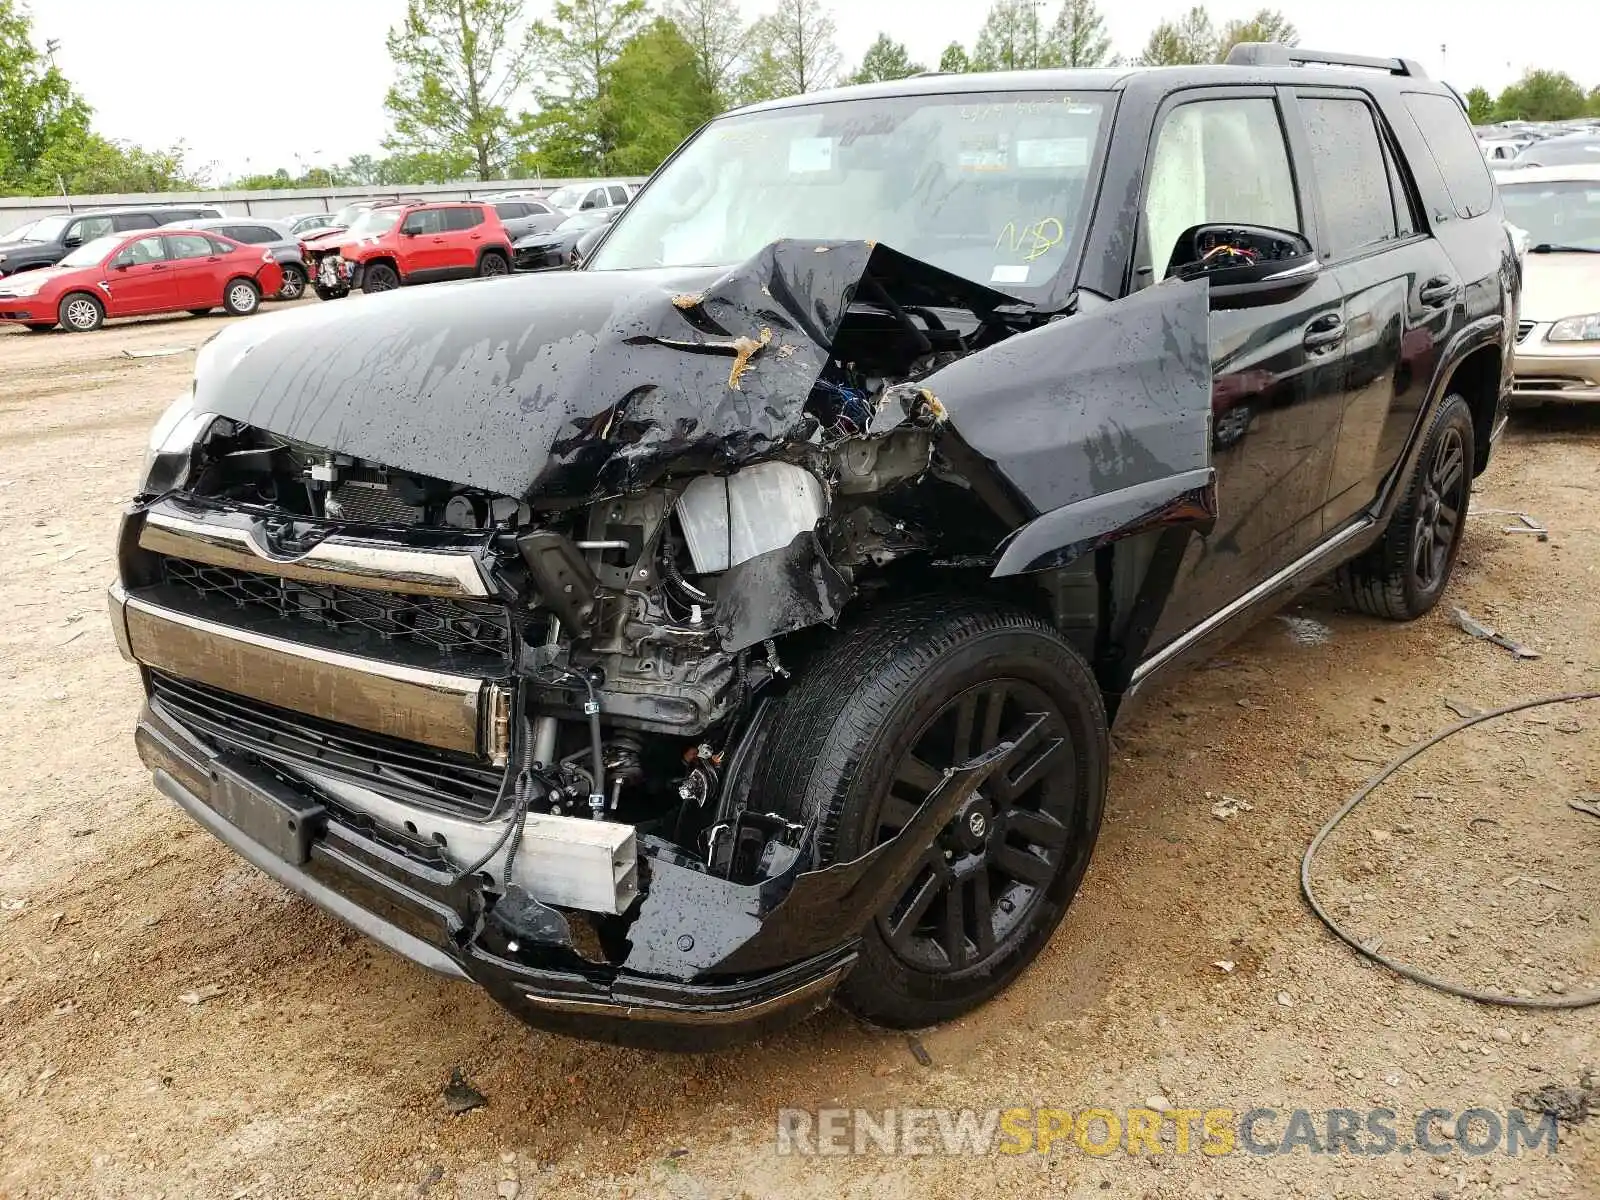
[{"x1": 131, "y1": 675, "x2": 1022, "y2": 1048}]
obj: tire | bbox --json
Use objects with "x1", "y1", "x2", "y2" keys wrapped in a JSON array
[
  {"x1": 58, "y1": 292, "x2": 104, "y2": 333},
  {"x1": 752, "y1": 597, "x2": 1108, "y2": 1028},
  {"x1": 362, "y1": 263, "x2": 399, "y2": 294},
  {"x1": 276, "y1": 264, "x2": 307, "y2": 301},
  {"x1": 478, "y1": 251, "x2": 509, "y2": 278},
  {"x1": 1336, "y1": 393, "x2": 1474, "y2": 621},
  {"x1": 222, "y1": 278, "x2": 260, "y2": 316},
  {"x1": 313, "y1": 283, "x2": 344, "y2": 302},
  {"x1": 188, "y1": 308, "x2": 213, "y2": 317}
]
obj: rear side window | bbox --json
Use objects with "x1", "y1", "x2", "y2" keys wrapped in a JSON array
[
  {"x1": 207, "y1": 237, "x2": 236, "y2": 255},
  {"x1": 165, "y1": 234, "x2": 215, "y2": 260},
  {"x1": 1402, "y1": 92, "x2": 1494, "y2": 219},
  {"x1": 444, "y1": 207, "x2": 484, "y2": 231},
  {"x1": 227, "y1": 224, "x2": 279, "y2": 243},
  {"x1": 494, "y1": 202, "x2": 527, "y2": 219},
  {"x1": 607, "y1": 186, "x2": 629, "y2": 205},
  {"x1": 114, "y1": 213, "x2": 159, "y2": 232},
  {"x1": 1298, "y1": 96, "x2": 1397, "y2": 258}
]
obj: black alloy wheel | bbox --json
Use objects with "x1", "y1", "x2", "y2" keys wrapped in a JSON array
[{"x1": 1411, "y1": 423, "x2": 1467, "y2": 594}]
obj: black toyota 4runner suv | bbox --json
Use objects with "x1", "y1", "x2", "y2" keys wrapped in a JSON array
[{"x1": 110, "y1": 45, "x2": 1518, "y2": 1048}]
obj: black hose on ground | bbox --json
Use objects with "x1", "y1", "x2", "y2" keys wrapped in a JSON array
[{"x1": 1303, "y1": 690, "x2": 1600, "y2": 1010}]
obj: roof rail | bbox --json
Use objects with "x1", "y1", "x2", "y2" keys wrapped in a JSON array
[{"x1": 1224, "y1": 42, "x2": 1427, "y2": 78}]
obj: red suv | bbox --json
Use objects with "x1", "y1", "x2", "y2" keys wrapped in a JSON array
[{"x1": 302, "y1": 202, "x2": 513, "y2": 299}]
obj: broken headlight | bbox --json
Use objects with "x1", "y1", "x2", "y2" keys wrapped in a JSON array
[
  {"x1": 139, "y1": 389, "x2": 214, "y2": 495},
  {"x1": 674, "y1": 462, "x2": 828, "y2": 572}
]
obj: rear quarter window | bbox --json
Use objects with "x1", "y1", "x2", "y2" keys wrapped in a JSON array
[{"x1": 1401, "y1": 92, "x2": 1494, "y2": 219}]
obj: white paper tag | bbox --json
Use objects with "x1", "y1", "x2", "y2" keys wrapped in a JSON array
[
  {"x1": 1016, "y1": 137, "x2": 1089, "y2": 169},
  {"x1": 990, "y1": 264, "x2": 1030, "y2": 284},
  {"x1": 788, "y1": 137, "x2": 834, "y2": 173}
]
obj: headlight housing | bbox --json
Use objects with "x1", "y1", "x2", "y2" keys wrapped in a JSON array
[
  {"x1": 1, "y1": 275, "x2": 44, "y2": 297},
  {"x1": 139, "y1": 389, "x2": 214, "y2": 494},
  {"x1": 1547, "y1": 312, "x2": 1600, "y2": 342}
]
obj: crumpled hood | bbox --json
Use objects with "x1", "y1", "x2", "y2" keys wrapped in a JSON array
[{"x1": 194, "y1": 239, "x2": 1019, "y2": 499}]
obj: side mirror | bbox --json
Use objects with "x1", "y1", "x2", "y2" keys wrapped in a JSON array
[
  {"x1": 578, "y1": 198, "x2": 596, "y2": 211},
  {"x1": 63, "y1": 234, "x2": 82, "y2": 248},
  {"x1": 399, "y1": 224, "x2": 419, "y2": 236},
  {"x1": 1166, "y1": 224, "x2": 1320, "y2": 307},
  {"x1": 111, "y1": 256, "x2": 132, "y2": 270},
  {"x1": 572, "y1": 225, "x2": 607, "y2": 269}
]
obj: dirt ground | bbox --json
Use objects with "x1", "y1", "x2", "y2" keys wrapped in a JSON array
[{"x1": 0, "y1": 310, "x2": 1596, "y2": 1200}]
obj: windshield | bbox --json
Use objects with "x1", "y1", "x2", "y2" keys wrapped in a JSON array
[
  {"x1": 545, "y1": 185, "x2": 584, "y2": 210},
  {"x1": 346, "y1": 210, "x2": 400, "y2": 237},
  {"x1": 23, "y1": 215, "x2": 70, "y2": 242},
  {"x1": 591, "y1": 90, "x2": 1109, "y2": 291},
  {"x1": 2, "y1": 219, "x2": 36, "y2": 242},
  {"x1": 1500, "y1": 179, "x2": 1600, "y2": 251},
  {"x1": 59, "y1": 235, "x2": 124, "y2": 267}
]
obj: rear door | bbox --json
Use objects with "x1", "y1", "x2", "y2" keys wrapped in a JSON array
[
  {"x1": 1288, "y1": 88, "x2": 1458, "y2": 527},
  {"x1": 104, "y1": 235, "x2": 173, "y2": 315},
  {"x1": 1137, "y1": 88, "x2": 1350, "y2": 638},
  {"x1": 440, "y1": 206, "x2": 485, "y2": 273},
  {"x1": 163, "y1": 233, "x2": 228, "y2": 307}
]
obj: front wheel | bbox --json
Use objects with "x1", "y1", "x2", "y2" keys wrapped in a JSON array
[
  {"x1": 753, "y1": 598, "x2": 1108, "y2": 1028},
  {"x1": 1336, "y1": 393, "x2": 1474, "y2": 621},
  {"x1": 222, "y1": 278, "x2": 260, "y2": 316},
  {"x1": 58, "y1": 292, "x2": 104, "y2": 333},
  {"x1": 276, "y1": 264, "x2": 307, "y2": 301},
  {"x1": 362, "y1": 263, "x2": 399, "y2": 294}
]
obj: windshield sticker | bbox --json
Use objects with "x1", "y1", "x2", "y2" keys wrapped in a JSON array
[
  {"x1": 788, "y1": 137, "x2": 834, "y2": 173},
  {"x1": 995, "y1": 217, "x2": 1065, "y2": 262},
  {"x1": 1016, "y1": 137, "x2": 1088, "y2": 169},
  {"x1": 991, "y1": 265, "x2": 1031, "y2": 284}
]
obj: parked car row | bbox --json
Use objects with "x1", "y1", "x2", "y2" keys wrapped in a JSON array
[
  {"x1": 0, "y1": 228, "x2": 283, "y2": 332},
  {"x1": 1477, "y1": 119, "x2": 1600, "y2": 168}
]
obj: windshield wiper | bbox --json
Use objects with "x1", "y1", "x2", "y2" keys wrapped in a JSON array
[{"x1": 1529, "y1": 243, "x2": 1600, "y2": 254}]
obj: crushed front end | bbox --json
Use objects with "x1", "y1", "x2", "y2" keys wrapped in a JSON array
[{"x1": 111, "y1": 239, "x2": 1214, "y2": 1047}]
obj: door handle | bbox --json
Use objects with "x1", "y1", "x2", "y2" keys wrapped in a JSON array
[
  {"x1": 431, "y1": 237, "x2": 445, "y2": 243},
  {"x1": 1420, "y1": 276, "x2": 1458, "y2": 306},
  {"x1": 1302, "y1": 313, "x2": 1345, "y2": 351},
  {"x1": 151, "y1": 264, "x2": 166, "y2": 271}
]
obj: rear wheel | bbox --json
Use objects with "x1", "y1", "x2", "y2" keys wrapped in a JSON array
[
  {"x1": 362, "y1": 263, "x2": 399, "y2": 294},
  {"x1": 58, "y1": 292, "x2": 104, "y2": 333},
  {"x1": 1337, "y1": 393, "x2": 1474, "y2": 620},
  {"x1": 478, "y1": 251, "x2": 509, "y2": 277},
  {"x1": 222, "y1": 278, "x2": 260, "y2": 316},
  {"x1": 753, "y1": 598, "x2": 1107, "y2": 1028},
  {"x1": 276, "y1": 263, "x2": 307, "y2": 300}
]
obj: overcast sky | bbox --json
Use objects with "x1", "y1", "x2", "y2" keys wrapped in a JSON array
[{"x1": 38, "y1": 0, "x2": 1600, "y2": 182}]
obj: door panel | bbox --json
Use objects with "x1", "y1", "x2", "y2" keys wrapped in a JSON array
[
  {"x1": 1137, "y1": 90, "x2": 1349, "y2": 641},
  {"x1": 400, "y1": 209, "x2": 448, "y2": 275},
  {"x1": 163, "y1": 234, "x2": 225, "y2": 307},
  {"x1": 104, "y1": 237, "x2": 173, "y2": 315}
]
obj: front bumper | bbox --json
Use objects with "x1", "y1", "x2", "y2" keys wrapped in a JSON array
[
  {"x1": 0, "y1": 295, "x2": 51, "y2": 323},
  {"x1": 513, "y1": 243, "x2": 571, "y2": 271},
  {"x1": 132, "y1": 693, "x2": 853, "y2": 1048},
  {"x1": 1511, "y1": 323, "x2": 1600, "y2": 403}
]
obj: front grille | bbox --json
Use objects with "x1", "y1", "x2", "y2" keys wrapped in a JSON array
[
  {"x1": 156, "y1": 554, "x2": 511, "y2": 661},
  {"x1": 151, "y1": 672, "x2": 506, "y2": 819},
  {"x1": 1517, "y1": 320, "x2": 1536, "y2": 343}
]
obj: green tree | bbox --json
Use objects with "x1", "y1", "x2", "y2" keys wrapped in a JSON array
[
  {"x1": 0, "y1": 0, "x2": 92, "y2": 192},
  {"x1": 666, "y1": 0, "x2": 745, "y2": 106},
  {"x1": 938, "y1": 41, "x2": 970, "y2": 74},
  {"x1": 1138, "y1": 6, "x2": 1215, "y2": 66},
  {"x1": 971, "y1": 0, "x2": 1047, "y2": 71},
  {"x1": 739, "y1": 0, "x2": 840, "y2": 101},
  {"x1": 34, "y1": 134, "x2": 203, "y2": 194},
  {"x1": 383, "y1": 0, "x2": 536, "y2": 181},
  {"x1": 847, "y1": 33, "x2": 923, "y2": 84},
  {"x1": 1589, "y1": 85, "x2": 1600, "y2": 118},
  {"x1": 602, "y1": 17, "x2": 715, "y2": 173},
  {"x1": 527, "y1": 0, "x2": 648, "y2": 172},
  {"x1": 1213, "y1": 7, "x2": 1295, "y2": 61},
  {"x1": 1493, "y1": 69, "x2": 1589, "y2": 122},
  {"x1": 1051, "y1": 0, "x2": 1114, "y2": 68},
  {"x1": 1464, "y1": 86, "x2": 1495, "y2": 125}
]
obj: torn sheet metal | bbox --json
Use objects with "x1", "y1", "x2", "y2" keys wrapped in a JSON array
[
  {"x1": 619, "y1": 726, "x2": 1025, "y2": 981},
  {"x1": 713, "y1": 530, "x2": 852, "y2": 653},
  {"x1": 912, "y1": 279, "x2": 1217, "y2": 575},
  {"x1": 191, "y1": 240, "x2": 1020, "y2": 502}
]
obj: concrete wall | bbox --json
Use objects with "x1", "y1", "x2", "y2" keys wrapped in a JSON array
[{"x1": 0, "y1": 177, "x2": 647, "y2": 230}]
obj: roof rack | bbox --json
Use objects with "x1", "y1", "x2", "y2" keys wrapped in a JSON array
[{"x1": 1224, "y1": 42, "x2": 1427, "y2": 78}]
